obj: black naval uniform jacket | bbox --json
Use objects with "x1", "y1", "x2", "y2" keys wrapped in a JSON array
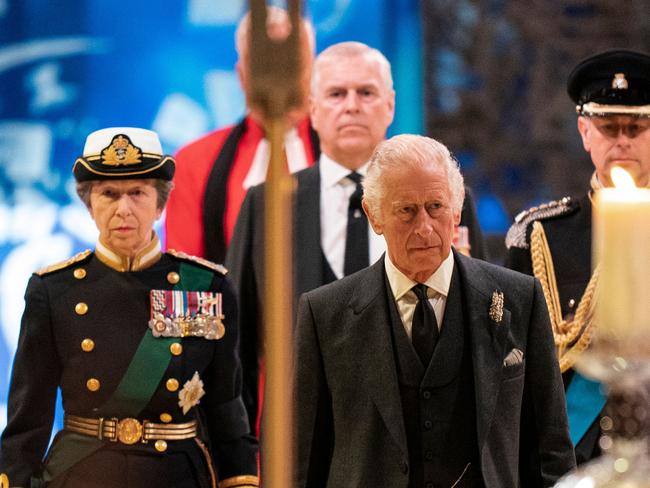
[
  {"x1": 505, "y1": 193, "x2": 601, "y2": 463},
  {"x1": 0, "y1": 251, "x2": 257, "y2": 488}
]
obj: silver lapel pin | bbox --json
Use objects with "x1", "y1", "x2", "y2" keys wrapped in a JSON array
[{"x1": 489, "y1": 291, "x2": 504, "y2": 323}]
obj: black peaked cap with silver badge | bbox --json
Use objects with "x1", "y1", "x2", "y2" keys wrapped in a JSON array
[
  {"x1": 567, "y1": 49, "x2": 650, "y2": 117},
  {"x1": 73, "y1": 127, "x2": 175, "y2": 182}
]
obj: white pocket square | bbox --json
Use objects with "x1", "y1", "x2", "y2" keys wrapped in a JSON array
[{"x1": 503, "y1": 348, "x2": 524, "y2": 367}]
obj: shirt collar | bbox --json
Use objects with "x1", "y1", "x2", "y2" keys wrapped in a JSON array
[
  {"x1": 319, "y1": 153, "x2": 370, "y2": 189},
  {"x1": 96, "y1": 232, "x2": 162, "y2": 272},
  {"x1": 385, "y1": 250, "x2": 455, "y2": 301}
]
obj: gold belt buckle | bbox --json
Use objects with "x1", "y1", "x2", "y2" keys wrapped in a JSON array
[{"x1": 116, "y1": 418, "x2": 143, "y2": 444}]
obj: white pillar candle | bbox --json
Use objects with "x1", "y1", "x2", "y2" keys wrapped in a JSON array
[{"x1": 593, "y1": 168, "x2": 650, "y2": 357}]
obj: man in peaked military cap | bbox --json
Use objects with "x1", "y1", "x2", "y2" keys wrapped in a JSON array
[
  {"x1": 0, "y1": 128, "x2": 258, "y2": 488},
  {"x1": 505, "y1": 49, "x2": 650, "y2": 464}
]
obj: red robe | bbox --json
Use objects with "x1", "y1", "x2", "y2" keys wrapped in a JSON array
[{"x1": 165, "y1": 116, "x2": 317, "y2": 260}]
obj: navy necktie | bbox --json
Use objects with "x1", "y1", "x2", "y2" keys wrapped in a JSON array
[
  {"x1": 343, "y1": 172, "x2": 369, "y2": 276},
  {"x1": 411, "y1": 284, "x2": 439, "y2": 366}
]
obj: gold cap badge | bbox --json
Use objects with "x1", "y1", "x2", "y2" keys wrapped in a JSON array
[{"x1": 101, "y1": 134, "x2": 143, "y2": 166}]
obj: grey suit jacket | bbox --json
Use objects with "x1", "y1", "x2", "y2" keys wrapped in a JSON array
[
  {"x1": 294, "y1": 251, "x2": 575, "y2": 488},
  {"x1": 227, "y1": 163, "x2": 488, "y2": 429}
]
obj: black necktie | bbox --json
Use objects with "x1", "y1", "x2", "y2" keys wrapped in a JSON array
[
  {"x1": 411, "y1": 284, "x2": 439, "y2": 366},
  {"x1": 343, "y1": 172, "x2": 369, "y2": 276}
]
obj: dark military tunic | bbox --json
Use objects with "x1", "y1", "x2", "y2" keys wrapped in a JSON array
[
  {"x1": 0, "y1": 250, "x2": 258, "y2": 488},
  {"x1": 505, "y1": 193, "x2": 602, "y2": 464}
]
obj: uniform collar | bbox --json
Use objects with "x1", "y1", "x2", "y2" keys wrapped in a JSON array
[
  {"x1": 384, "y1": 250, "x2": 455, "y2": 301},
  {"x1": 590, "y1": 171, "x2": 605, "y2": 192},
  {"x1": 590, "y1": 170, "x2": 650, "y2": 192},
  {"x1": 95, "y1": 232, "x2": 162, "y2": 272}
]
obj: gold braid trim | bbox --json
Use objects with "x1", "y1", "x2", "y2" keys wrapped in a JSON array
[
  {"x1": 530, "y1": 221, "x2": 600, "y2": 372},
  {"x1": 194, "y1": 438, "x2": 217, "y2": 488},
  {"x1": 218, "y1": 475, "x2": 260, "y2": 488}
]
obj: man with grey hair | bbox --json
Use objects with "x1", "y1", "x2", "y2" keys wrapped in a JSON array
[
  {"x1": 165, "y1": 6, "x2": 318, "y2": 264},
  {"x1": 227, "y1": 41, "x2": 397, "y2": 431},
  {"x1": 294, "y1": 134, "x2": 575, "y2": 487}
]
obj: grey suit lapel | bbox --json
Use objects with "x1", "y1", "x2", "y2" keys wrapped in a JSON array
[
  {"x1": 454, "y1": 251, "x2": 511, "y2": 451},
  {"x1": 294, "y1": 165, "x2": 323, "y2": 296},
  {"x1": 348, "y1": 259, "x2": 408, "y2": 456}
]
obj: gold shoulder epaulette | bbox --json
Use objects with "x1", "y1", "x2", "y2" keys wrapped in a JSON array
[
  {"x1": 505, "y1": 197, "x2": 575, "y2": 250},
  {"x1": 35, "y1": 249, "x2": 93, "y2": 276},
  {"x1": 166, "y1": 249, "x2": 228, "y2": 275}
]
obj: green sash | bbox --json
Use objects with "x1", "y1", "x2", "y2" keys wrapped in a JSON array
[{"x1": 41, "y1": 262, "x2": 214, "y2": 483}]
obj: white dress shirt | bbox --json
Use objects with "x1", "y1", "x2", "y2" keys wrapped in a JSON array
[
  {"x1": 384, "y1": 251, "x2": 455, "y2": 339},
  {"x1": 243, "y1": 127, "x2": 309, "y2": 190},
  {"x1": 319, "y1": 154, "x2": 386, "y2": 279}
]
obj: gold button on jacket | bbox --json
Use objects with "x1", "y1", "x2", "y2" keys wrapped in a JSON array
[{"x1": 166, "y1": 378, "x2": 179, "y2": 392}]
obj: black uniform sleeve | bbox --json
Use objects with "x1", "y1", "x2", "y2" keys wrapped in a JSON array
[
  {"x1": 0, "y1": 275, "x2": 61, "y2": 487},
  {"x1": 202, "y1": 274, "x2": 258, "y2": 480},
  {"x1": 505, "y1": 245, "x2": 533, "y2": 276}
]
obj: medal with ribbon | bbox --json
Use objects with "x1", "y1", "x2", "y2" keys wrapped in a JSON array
[{"x1": 148, "y1": 290, "x2": 225, "y2": 340}]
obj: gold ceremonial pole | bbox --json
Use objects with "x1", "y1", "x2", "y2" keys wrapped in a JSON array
[{"x1": 249, "y1": 1, "x2": 302, "y2": 486}]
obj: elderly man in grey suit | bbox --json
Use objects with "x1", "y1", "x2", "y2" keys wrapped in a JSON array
[{"x1": 294, "y1": 134, "x2": 576, "y2": 488}]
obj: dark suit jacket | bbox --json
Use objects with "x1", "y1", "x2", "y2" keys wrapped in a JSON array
[
  {"x1": 226, "y1": 164, "x2": 487, "y2": 429},
  {"x1": 294, "y1": 251, "x2": 575, "y2": 488}
]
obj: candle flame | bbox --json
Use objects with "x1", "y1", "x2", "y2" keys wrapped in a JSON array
[{"x1": 610, "y1": 167, "x2": 636, "y2": 189}]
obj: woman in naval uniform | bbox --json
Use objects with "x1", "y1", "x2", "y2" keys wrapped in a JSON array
[{"x1": 0, "y1": 128, "x2": 259, "y2": 488}]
